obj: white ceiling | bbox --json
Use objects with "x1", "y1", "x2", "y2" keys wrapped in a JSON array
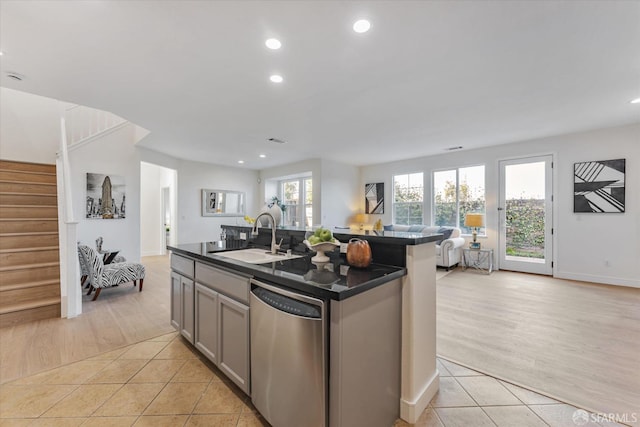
[{"x1": 1, "y1": 0, "x2": 639, "y2": 169}]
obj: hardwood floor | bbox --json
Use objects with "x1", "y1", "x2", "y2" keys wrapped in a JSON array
[
  {"x1": 0, "y1": 255, "x2": 174, "y2": 384},
  {"x1": 437, "y1": 268, "x2": 640, "y2": 424}
]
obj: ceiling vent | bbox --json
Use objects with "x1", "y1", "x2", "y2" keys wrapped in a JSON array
[
  {"x1": 5, "y1": 72, "x2": 24, "y2": 81},
  {"x1": 445, "y1": 146, "x2": 463, "y2": 151},
  {"x1": 267, "y1": 137, "x2": 286, "y2": 144}
]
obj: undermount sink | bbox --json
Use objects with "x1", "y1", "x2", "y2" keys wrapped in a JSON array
[{"x1": 215, "y1": 248, "x2": 302, "y2": 264}]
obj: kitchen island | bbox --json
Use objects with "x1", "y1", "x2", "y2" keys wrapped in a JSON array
[{"x1": 169, "y1": 226, "x2": 441, "y2": 425}]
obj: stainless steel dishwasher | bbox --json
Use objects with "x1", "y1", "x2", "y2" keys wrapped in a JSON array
[{"x1": 250, "y1": 279, "x2": 327, "y2": 427}]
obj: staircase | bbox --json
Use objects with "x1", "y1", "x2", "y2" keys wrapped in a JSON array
[{"x1": 0, "y1": 160, "x2": 61, "y2": 328}]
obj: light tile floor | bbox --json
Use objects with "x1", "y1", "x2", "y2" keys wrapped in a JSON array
[
  {"x1": 395, "y1": 358, "x2": 626, "y2": 427},
  {"x1": 0, "y1": 332, "x2": 267, "y2": 427},
  {"x1": 0, "y1": 332, "x2": 625, "y2": 427}
]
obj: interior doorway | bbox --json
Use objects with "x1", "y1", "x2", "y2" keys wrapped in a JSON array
[
  {"x1": 140, "y1": 162, "x2": 177, "y2": 256},
  {"x1": 498, "y1": 155, "x2": 553, "y2": 275}
]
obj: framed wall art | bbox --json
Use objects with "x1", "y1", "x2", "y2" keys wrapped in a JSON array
[
  {"x1": 574, "y1": 158, "x2": 625, "y2": 213},
  {"x1": 86, "y1": 173, "x2": 126, "y2": 219},
  {"x1": 365, "y1": 182, "x2": 384, "y2": 214}
]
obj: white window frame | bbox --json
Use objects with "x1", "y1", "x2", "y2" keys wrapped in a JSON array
[
  {"x1": 279, "y1": 176, "x2": 312, "y2": 227},
  {"x1": 432, "y1": 165, "x2": 486, "y2": 236},
  {"x1": 392, "y1": 172, "x2": 425, "y2": 225}
]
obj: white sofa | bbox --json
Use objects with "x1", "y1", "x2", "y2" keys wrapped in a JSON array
[{"x1": 385, "y1": 225, "x2": 465, "y2": 269}]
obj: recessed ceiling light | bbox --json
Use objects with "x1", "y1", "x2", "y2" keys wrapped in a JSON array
[
  {"x1": 238, "y1": 160, "x2": 244, "y2": 164},
  {"x1": 259, "y1": 154, "x2": 266, "y2": 158},
  {"x1": 270, "y1": 75, "x2": 283, "y2": 83},
  {"x1": 631, "y1": 98, "x2": 640, "y2": 104},
  {"x1": 353, "y1": 19, "x2": 371, "y2": 33},
  {"x1": 265, "y1": 38, "x2": 281, "y2": 50},
  {"x1": 0, "y1": 51, "x2": 4, "y2": 56}
]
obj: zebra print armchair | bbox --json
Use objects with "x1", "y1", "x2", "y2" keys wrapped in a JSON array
[
  {"x1": 77, "y1": 244, "x2": 127, "y2": 288},
  {"x1": 78, "y1": 245, "x2": 146, "y2": 301}
]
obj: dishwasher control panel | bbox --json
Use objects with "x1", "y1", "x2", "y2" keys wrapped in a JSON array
[{"x1": 252, "y1": 287, "x2": 321, "y2": 318}]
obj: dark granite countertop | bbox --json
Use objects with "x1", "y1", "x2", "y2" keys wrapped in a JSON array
[
  {"x1": 221, "y1": 224, "x2": 443, "y2": 246},
  {"x1": 168, "y1": 241, "x2": 406, "y2": 301}
]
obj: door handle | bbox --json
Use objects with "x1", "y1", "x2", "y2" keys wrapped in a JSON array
[{"x1": 497, "y1": 207, "x2": 504, "y2": 211}]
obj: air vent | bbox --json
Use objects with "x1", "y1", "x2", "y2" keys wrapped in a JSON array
[
  {"x1": 5, "y1": 72, "x2": 24, "y2": 81},
  {"x1": 445, "y1": 146, "x2": 463, "y2": 151},
  {"x1": 267, "y1": 137, "x2": 286, "y2": 144}
]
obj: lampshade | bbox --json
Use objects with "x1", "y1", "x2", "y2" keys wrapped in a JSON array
[
  {"x1": 354, "y1": 213, "x2": 367, "y2": 224},
  {"x1": 464, "y1": 213, "x2": 485, "y2": 228}
]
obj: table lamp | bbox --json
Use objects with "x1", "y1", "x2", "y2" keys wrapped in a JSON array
[
  {"x1": 354, "y1": 213, "x2": 367, "y2": 230},
  {"x1": 464, "y1": 213, "x2": 485, "y2": 248}
]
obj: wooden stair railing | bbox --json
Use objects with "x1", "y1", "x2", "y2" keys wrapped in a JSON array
[{"x1": 0, "y1": 160, "x2": 61, "y2": 327}]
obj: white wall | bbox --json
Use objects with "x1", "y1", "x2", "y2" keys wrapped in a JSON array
[
  {"x1": 0, "y1": 87, "x2": 73, "y2": 163},
  {"x1": 320, "y1": 159, "x2": 360, "y2": 227},
  {"x1": 69, "y1": 124, "x2": 142, "y2": 262},
  {"x1": 140, "y1": 162, "x2": 176, "y2": 256},
  {"x1": 175, "y1": 160, "x2": 259, "y2": 244},
  {"x1": 361, "y1": 123, "x2": 640, "y2": 287},
  {"x1": 259, "y1": 158, "x2": 361, "y2": 227}
]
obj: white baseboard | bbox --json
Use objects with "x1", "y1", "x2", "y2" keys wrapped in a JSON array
[
  {"x1": 555, "y1": 271, "x2": 639, "y2": 289},
  {"x1": 141, "y1": 250, "x2": 162, "y2": 257},
  {"x1": 400, "y1": 370, "x2": 440, "y2": 423}
]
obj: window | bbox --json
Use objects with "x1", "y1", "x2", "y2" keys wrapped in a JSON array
[
  {"x1": 393, "y1": 173, "x2": 424, "y2": 225},
  {"x1": 433, "y1": 165, "x2": 485, "y2": 234},
  {"x1": 280, "y1": 177, "x2": 312, "y2": 227}
]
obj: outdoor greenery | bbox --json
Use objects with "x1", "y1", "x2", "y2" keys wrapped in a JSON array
[
  {"x1": 394, "y1": 174, "x2": 423, "y2": 225},
  {"x1": 434, "y1": 181, "x2": 485, "y2": 234},
  {"x1": 505, "y1": 198, "x2": 545, "y2": 258}
]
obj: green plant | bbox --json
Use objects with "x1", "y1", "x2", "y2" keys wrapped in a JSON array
[{"x1": 269, "y1": 196, "x2": 287, "y2": 212}]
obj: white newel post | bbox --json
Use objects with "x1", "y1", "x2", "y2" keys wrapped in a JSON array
[
  {"x1": 400, "y1": 242, "x2": 439, "y2": 422},
  {"x1": 57, "y1": 108, "x2": 81, "y2": 318}
]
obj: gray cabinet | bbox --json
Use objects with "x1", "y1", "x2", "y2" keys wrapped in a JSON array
[
  {"x1": 194, "y1": 283, "x2": 218, "y2": 364},
  {"x1": 194, "y1": 261, "x2": 251, "y2": 394},
  {"x1": 218, "y1": 293, "x2": 250, "y2": 394},
  {"x1": 180, "y1": 277, "x2": 194, "y2": 344},
  {"x1": 170, "y1": 271, "x2": 181, "y2": 330},
  {"x1": 170, "y1": 254, "x2": 195, "y2": 344}
]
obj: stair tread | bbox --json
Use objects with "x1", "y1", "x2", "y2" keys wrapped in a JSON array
[
  {"x1": 0, "y1": 204, "x2": 58, "y2": 208},
  {"x1": 0, "y1": 246, "x2": 59, "y2": 254},
  {"x1": 1, "y1": 279, "x2": 60, "y2": 291},
  {"x1": 0, "y1": 218, "x2": 58, "y2": 221},
  {"x1": 0, "y1": 180, "x2": 56, "y2": 186},
  {"x1": 0, "y1": 261, "x2": 60, "y2": 272},
  {"x1": 0, "y1": 168, "x2": 56, "y2": 176},
  {"x1": 0, "y1": 191, "x2": 57, "y2": 196},
  {"x1": 0, "y1": 231, "x2": 59, "y2": 237},
  {"x1": 0, "y1": 297, "x2": 61, "y2": 315}
]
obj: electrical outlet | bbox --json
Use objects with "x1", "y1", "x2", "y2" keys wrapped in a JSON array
[
  {"x1": 340, "y1": 242, "x2": 347, "y2": 253},
  {"x1": 240, "y1": 232, "x2": 247, "y2": 240}
]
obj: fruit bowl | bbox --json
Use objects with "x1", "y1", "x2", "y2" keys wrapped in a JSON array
[{"x1": 303, "y1": 239, "x2": 340, "y2": 263}]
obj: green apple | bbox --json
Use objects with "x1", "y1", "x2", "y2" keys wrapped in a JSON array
[
  {"x1": 319, "y1": 228, "x2": 332, "y2": 242},
  {"x1": 314, "y1": 228, "x2": 323, "y2": 237},
  {"x1": 308, "y1": 235, "x2": 321, "y2": 245}
]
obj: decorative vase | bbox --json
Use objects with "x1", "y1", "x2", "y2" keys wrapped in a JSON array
[
  {"x1": 259, "y1": 204, "x2": 282, "y2": 227},
  {"x1": 346, "y1": 238, "x2": 372, "y2": 268}
]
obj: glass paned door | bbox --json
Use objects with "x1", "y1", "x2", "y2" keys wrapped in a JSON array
[{"x1": 498, "y1": 156, "x2": 553, "y2": 275}]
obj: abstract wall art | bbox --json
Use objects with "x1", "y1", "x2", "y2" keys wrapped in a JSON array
[
  {"x1": 365, "y1": 182, "x2": 384, "y2": 214},
  {"x1": 86, "y1": 173, "x2": 126, "y2": 219},
  {"x1": 574, "y1": 159, "x2": 625, "y2": 213}
]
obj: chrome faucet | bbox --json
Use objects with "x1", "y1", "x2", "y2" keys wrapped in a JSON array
[{"x1": 252, "y1": 212, "x2": 281, "y2": 254}]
